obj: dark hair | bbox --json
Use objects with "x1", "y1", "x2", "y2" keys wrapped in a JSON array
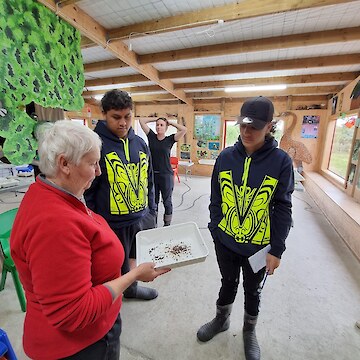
[
  {"x1": 101, "y1": 90, "x2": 133, "y2": 113},
  {"x1": 156, "y1": 117, "x2": 169, "y2": 127},
  {"x1": 265, "y1": 122, "x2": 277, "y2": 140}
]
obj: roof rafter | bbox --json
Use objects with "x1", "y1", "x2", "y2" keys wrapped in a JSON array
[
  {"x1": 84, "y1": 59, "x2": 129, "y2": 73},
  {"x1": 83, "y1": 26, "x2": 360, "y2": 74},
  {"x1": 36, "y1": 0, "x2": 192, "y2": 105},
  {"x1": 173, "y1": 72, "x2": 359, "y2": 90},
  {"x1": 108, "y1": 0, "x2": 354, "y2": 40},
  {"x1": 186, "y1": 85, "x2": 343, "y2": 99},
  {"x1": 83, "y1": 72, "x2": 357, "y2": 95},
  {"x1": 85, "y1": 74, "x2": 149, "y2": 88},
  {"x1": 81, "y1": 0, "x2": 355, "y2": 48},
  {"x1": 138, "y1": 26, "x2": 360, "y2": 64},
  {"x1": 83, "y1": 85, "x2": 163, "y2": 97},
  {"x1": 160, "y1": 54, "x2": 360, "y2": 79}
]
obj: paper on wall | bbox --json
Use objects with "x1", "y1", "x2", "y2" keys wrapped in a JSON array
[{"x1": 248, "y1": 244, "x2": 271, "y2": 273}]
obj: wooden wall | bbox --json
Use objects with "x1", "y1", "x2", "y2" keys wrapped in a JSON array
[
  {"x1": 135, "y1": 97, "x2": 328, "y2": 176},
  {"x1": 65, "y1": 95, "x2": 330, "y2": 177}
]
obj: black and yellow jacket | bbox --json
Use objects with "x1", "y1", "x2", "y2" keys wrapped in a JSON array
[
  {"x1": 85, "y1": 121, "x2": 156, "y2": 229},
  {"x1": 209, "y1": 135, "x2": 294, "y2": 259}
]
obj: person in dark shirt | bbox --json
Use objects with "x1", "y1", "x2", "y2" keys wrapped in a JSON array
[
  {"x1": 139, "y1": 117, "x2": 187, "y2": 226},
  {"x1": 196, "y1": 97, "x2": 294, "y2": 360}
]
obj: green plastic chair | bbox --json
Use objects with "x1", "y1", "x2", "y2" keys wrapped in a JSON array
[{"x1": 0, "y1": 208, "x2": 26, "y2": 312}]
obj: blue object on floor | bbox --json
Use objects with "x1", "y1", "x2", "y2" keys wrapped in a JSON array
[
  {"x1": 15, "y1": 165, "x2": 33, "y2": 173},
  {"x1": 0, "y1": 328, "x2": 17, "y2": 359}
]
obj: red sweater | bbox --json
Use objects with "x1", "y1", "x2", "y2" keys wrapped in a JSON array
[{"x1": 10, "y1": 177, "x2": 124, "y2": 359}]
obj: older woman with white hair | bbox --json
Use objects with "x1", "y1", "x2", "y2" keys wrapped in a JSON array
[{"x1": 10, "y1": 120, "x2": 169, "y2": 360}]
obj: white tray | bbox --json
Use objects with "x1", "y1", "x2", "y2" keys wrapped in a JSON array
[{"x1": 136, "y1": 222, "x2": 209, "y2": 269}]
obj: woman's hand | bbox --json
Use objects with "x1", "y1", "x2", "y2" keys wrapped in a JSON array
[
  {"x1": 135, "y1": 262, "x2": 171, "y2": 282},
  {"x1": 266, "y1": 253, "x2": 280, "y2": 275}
]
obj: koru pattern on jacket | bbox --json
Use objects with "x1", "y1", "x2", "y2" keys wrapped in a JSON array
[
  {"x1": 105, "y1": 151, "x2": 149, "y2": 215},
  {"x1": 218, "y1": 158, "x2": 278, "y2": 245}
]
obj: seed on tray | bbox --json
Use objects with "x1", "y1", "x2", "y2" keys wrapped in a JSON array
[{"x1": 148, "y1": 240, "x2": 192, "y2": 264}]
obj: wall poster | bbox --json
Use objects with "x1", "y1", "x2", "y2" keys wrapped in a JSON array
[
  {"x1": 194, "y1": 114, "x2": 221, "y2": 160},
  {"x1": 180, "y1": 144, "x2": 191, "y2": 160},
  {"x1": 194, "y1": 114, "x2": 221, "y2": 141},
  {"x1": 301, "y1": 115, "x2": 320, "y2": 138}
]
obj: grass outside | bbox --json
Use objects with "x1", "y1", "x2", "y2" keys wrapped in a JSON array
[{"x1": 328, "y1": 152, "x2": 350, "y2": 178}]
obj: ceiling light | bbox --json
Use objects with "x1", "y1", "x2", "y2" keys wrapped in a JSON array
[
  {"x1": 94, "y1": 94, "x2": 103, "y2": 101},
  {"x1": 224, "y1": 84, "x2": 287, "y2": 92}
]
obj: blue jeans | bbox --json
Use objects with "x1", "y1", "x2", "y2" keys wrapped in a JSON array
[{"x1": 60, "y1": 314, "x2": 121, "y2": 360}]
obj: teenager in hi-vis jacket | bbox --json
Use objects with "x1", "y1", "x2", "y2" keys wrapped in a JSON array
[
  {"x1": 197, "y1": 96, "x2": 294, "y2": 360},
  {"x1": 85, "y1": 90, "x2": 159, "y2": 301}
]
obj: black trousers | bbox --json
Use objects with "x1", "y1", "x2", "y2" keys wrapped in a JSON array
[
  {"x1": 60, "y1": 315, "x2": 121, "y2": 360},
  {"x1": 214, "y1": 237, "x2": 266, "y2": 316},
  {"x1": 113, "y1": 211, "x2": 156, "y2": 276},
  {"x1": 154, "y1": 172, "x2": 174, "y2": 215}
]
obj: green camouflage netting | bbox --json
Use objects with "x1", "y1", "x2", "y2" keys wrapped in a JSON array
[{"x1": 0, "y1": 0, "x2": 84, "y2": 164}]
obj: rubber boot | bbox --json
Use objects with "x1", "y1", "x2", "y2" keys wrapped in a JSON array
[
  {"x1": 163, "y1": 214, "x2": 172, "y2": 226},
  {"x1": 243, "y1": 311, "x2": 260, "y2": 360},
  {"x1": 123, "y1": 281, "x2": 158, "y2": 300},
  {"x1": 197, "y1": 303, "x2": 232, "y2": 342}
]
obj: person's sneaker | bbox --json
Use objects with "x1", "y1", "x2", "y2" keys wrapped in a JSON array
[{"x1": 123, "y1": 286, "x2": 158, "y2": 300}]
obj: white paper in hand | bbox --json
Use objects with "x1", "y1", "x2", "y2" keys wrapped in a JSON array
[{"x1": 248, "y1": 244, "x2": 271, "y2": 273}]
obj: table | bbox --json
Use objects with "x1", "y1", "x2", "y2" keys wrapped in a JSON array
[
  {"x1": 178, "y1": 161, "x2": 194, "y2": 180},
  {"x1": 0, "y1": 178, "x2": 34, "y2": 195},
  {"x1": 0, "y1": 163, "x2": 14, "y2": 177}
]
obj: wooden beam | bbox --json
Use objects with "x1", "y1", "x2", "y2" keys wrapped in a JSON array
[
  {"x1": 194, "y1": 95, "x2": 329, "y2": 105},
  {"x1": 80, "y1": 35, "x2": 96, "y2": 49},
  {"x1": 83, "y1": 85, "x2": 163, "y2": 97},
  {"x1": 131, "y1": 94, "x2": 176, "y2": 102},
  {"x1": 226, "y1": 95, "x2": 329, "y2": 103},
  {"x1": 84, "y1": 59, "x2": 129, "y2": 73},
  {"x1": 139, "y1": 26, "x2": 360, "y2": 64},
  {"x1": 106, "y1": 0, "x2": 353, "y2": 40},
  {"x1": 174, "y1": 72, "x2": 359, "y2": 90},
  {"x1": 84, "y1": 85, "x2": 339, "y2": 103},
  {"x1": 83, "y1": 72, "x2": 357, "y2": 97},
  {"x1": 160, "y1": 54, "x2": 360, "y2": 79},
  {"x1": 186, "y1": 85, "x2": 344, "y2": 99},
  {"x1": 57, "y1": 0, "x2": 79, "y2": 6},
  {"x1": 85, "y1": 74, "x2": 149, "y2": 88},
  {"x1": 36, "y1": 0, "x2": 192, "y2": 105},
  {"x1": 134, "y1": 100, "x2": 181, "y2": 105}
]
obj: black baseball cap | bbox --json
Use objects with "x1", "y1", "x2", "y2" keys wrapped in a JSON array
[{"x1": 236, "y1": 96, "x2": 274, "y2": 129}]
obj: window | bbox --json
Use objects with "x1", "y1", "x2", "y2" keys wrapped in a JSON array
[
  {"x1": 274, "y1": 119, "x2": 284, "y2": 146},
  {"x1": 223, "y1": 120, "x2": 239, "y2": 148},
  {"x1": 70, "y1": 118, "x2": 87, "y2": 126},
  {"x1": 328, "y1": 115, "x2": 357, "y2": 179}
]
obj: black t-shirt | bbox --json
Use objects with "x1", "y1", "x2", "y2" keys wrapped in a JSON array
[{"x1": 147, "y1": 130, "x2": 176, "y2": 174}]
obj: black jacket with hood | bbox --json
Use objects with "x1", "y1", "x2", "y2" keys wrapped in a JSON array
[
  {"x1": 209, "y1": 135, "x2": 294, "y2": 259},
  {"x1": 85, "y1": 121, "x2": 156, "y2": 229}
]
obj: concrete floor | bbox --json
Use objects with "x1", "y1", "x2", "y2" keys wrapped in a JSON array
[{"x1": 1, "y1": 175, "x2": 360, "y2": 359}]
